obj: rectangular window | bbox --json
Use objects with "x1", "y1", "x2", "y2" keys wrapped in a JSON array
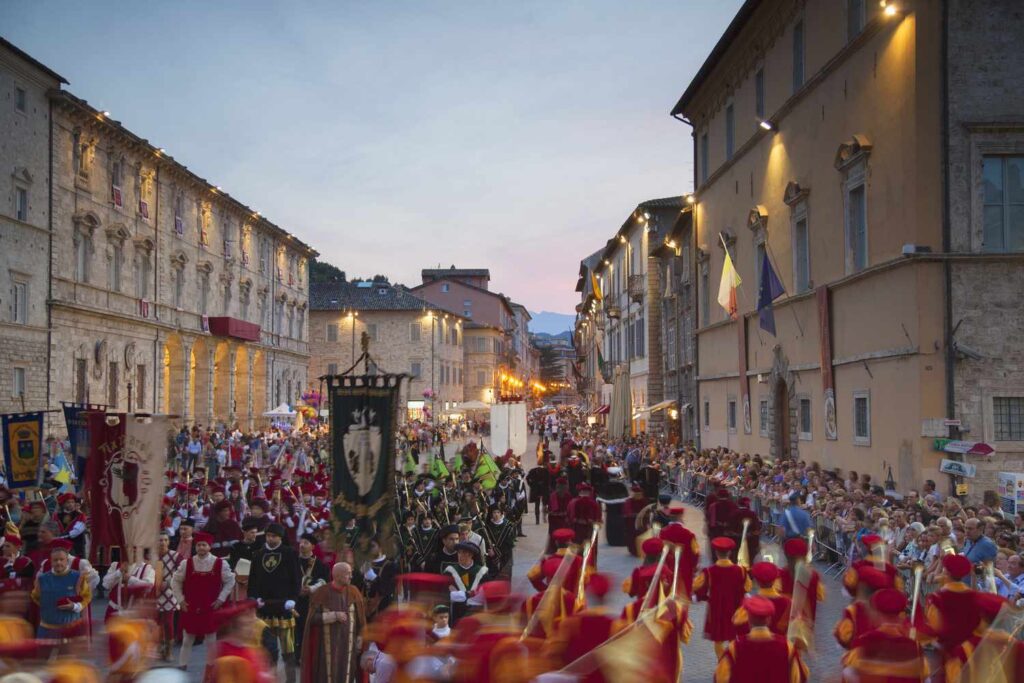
[
  {"x1": 700, "y1": 133, "x2": 709, "y2": 184},
  {"x1": 792, "y1": 20, "x2": 805, "y2": 92},
  {"x1": 847, "y1": 183, "x2": 868, "y2": 271},
  {"x1": 637, "y1": 316, "x2": 645, "y2": 357},
  {"x1": 410, "y1": 362, "x2": 422, "y2": 378},
  {"x1": 853, "y1": 391, "x2": 871, "y2": 445},
  {"x1": 15, "y1": 187, "x2": 28, "y2": 222},
  {"x1": 410, "y1": 322, "x2": 421, "y2": 342},
  {"x1": 799, "y1": 397, "x2": 812, "y2": 440},
  {"x1": 327, "y1": 323, "x2": 339, "y2": 342},
  {"x1": 463, "y1": 299, "x2": 472, "y2": 307},
  {"x1": 982, "y1": 156, "x2": 1024, "y2": 253},
  {"x1": 76, "y1": 235, "x2": 89, "y2": 283},
  {"x1": 441, "y1": 283, "x2": 450, "y2": 293},
  {"x1": 112, "y1": 161, "x2": 123, "y2": 208},
  {"x1": 75, "y1": 358, "x2": 87, "y2": 403},
  {"x1": 110, "y1": 245, "x2": 123, "y2": 292},
  {"x1": 108, "y1": 361, "x2": 119, "y2": 407},
  {"x1": 755, "y1": 68, "x2": 765, "y2": 120},
  {"x1": 174, "y1": 195, "x2": 184, "y2": 237},
  {"x1": 174, "y1": 269, "x2": 184, "y2": 308},
  {"x1": 15, "y1": 87, "x2": 26, "y2": 113},
  {"x1": 993, "y1": 397, "x2": 1024, "y2": 441},
  {"x1": 727, "y1": 399, "x2": 737, "y2": 431},
  {"x1": 848, "y1": 0, "x2": 866, "y2": 42},
  {"x1": 136, "y1": 364, "x2": 146, "y2": 410},
  {"x1": 367, "y1": 323, "x2": 378, "y2": 342},
  {"x1": 794, "y1": 211, "x2": 810, "y2": 292},
  {"x1": 703, "y1": 400, "x2": 710, "y2": 428},
  {"x1": 12, "y1": 282, "x2": 27, "y2": 324},
  {"x1": 326, "y1": 363, "x2": 338, "y2": 376},
  {"x1": 200, "y1": 276, "x2": 210, "y2": 315},
  {"x1": 759, "y1": 399, "x2": 769, "y2": 436},
  {"x1": 11, "y1": 368, "x2": 25, "y2": 398},
  {"x1": 725, "y1": 103, "x2": 735, "y2": 161}
]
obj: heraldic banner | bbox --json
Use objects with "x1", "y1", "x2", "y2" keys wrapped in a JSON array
[
  {"x1": 62, "y1": 402, "x2": 104, "y2": 492},
  {"x1": 328, "y1": 373, "x2": 404, "y2": 563},
  {"x1": 2, "y1": 412, "x2": 43, "y2": 489},
  {"x1": 85, "y1": 412, "x2": 168, "y2": 566}
]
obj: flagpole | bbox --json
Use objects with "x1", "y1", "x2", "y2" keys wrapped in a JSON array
[{"x1": 764, "y1": 241, "x2": 805, "y2": 337}]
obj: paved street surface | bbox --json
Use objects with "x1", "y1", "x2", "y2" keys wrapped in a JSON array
[{"x1": 90, "y1": 431, "x2": 849, "y2": 681}]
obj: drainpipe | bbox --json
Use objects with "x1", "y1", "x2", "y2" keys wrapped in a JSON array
[
  {"x1": 940, "y1": 0, "x2": 957, "y2": 497},
  {"x1": 46, "y1": 96, "x2": 54, "y2": 425}
]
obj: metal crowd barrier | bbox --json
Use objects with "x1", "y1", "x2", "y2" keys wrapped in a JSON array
[{"x1": 811, "y1": 515, "x2": 851, "y2": 576}]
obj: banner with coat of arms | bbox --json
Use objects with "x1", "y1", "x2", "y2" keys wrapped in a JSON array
[
  {"x1": 85, "y1": 412, "x2": 168, "y2": 566},
  {"x1": 327, "y1": 373, "x2": 405, "y2": 565},
  {"x1": 1, "y1": 412, "x2": 43, "y2": 489}
]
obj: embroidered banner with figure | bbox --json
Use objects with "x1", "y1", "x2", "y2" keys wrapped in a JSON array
[{"x1": 1, "y1": 412, "x2": 43, "y2": 489}]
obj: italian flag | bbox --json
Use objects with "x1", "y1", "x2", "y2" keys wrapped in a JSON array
[{"x1": 717, "y1": 243, "x2": 742, "y2": 319}]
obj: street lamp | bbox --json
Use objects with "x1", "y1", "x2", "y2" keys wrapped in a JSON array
[{"x1": 348, "y1": 309, "x2": 358, "y2": 365}]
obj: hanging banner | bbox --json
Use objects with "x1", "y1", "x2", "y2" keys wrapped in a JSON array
[
  {"x1": 328, "y1": 374, "x2": 405, "y2": 565},
  {"x1": 738, "y1": 319, "x2": 751, "y2": 434},
  {"x1": 62, "y1": 402, "x2": 105, "y2": 492},
  {"x1": 2, "y1": 412, "x2": 43, "y2": 489},
  {"x1": 85, "y1": 412, "x2": 168, "y2": 566},
  {"x1": 817, "y1": 286, "x2": 838, "y2": 440}
]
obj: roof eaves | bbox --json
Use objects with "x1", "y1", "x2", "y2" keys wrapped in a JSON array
[{"x1": 0, "y1": 37, "x2": 68, "y2": 84}]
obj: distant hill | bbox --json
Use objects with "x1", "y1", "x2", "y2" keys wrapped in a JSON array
[{"x1": 529, "y1": 311, "x2": 574, "y2": 336}]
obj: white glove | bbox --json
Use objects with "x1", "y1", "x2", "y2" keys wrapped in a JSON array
[
  {"x1": 72, "y1": 602, "x2": 83, "y2": 614},
  {"x1": 449, "y1": 590, "x2": 467, "y2": 603},
  {"x1": 257, "y1": 598, "x2": 265, "y2": 608},
  {"x1": 284, "y1": 600, "x2": 296, "y2": 611},
  {"x1": 365, "y1": 568, "x2": 378, "y2": 581},
  {"x1": 322, "y1": 611, "x2": 337, "y2": 624}
]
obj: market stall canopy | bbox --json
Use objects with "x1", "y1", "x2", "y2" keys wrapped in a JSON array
[
  {"x1": 263, "y1": 403, "x2": 297, "y2": 418},
  {"x1": 592, "y1": 405, "x2": 610, "y2": 415},
  {"x1": 458, "y1": 400, "x2": 489, "y2": 410}
]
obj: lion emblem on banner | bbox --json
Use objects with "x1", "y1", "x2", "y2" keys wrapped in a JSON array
[{"x1": 343, "y1": 407, "x2": 382, "y2": 496}]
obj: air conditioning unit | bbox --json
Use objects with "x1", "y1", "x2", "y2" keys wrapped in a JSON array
[{"x1": 902, "y1": 244, "x2": 933, "y2": 256}]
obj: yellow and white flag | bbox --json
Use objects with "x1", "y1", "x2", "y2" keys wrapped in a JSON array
[{"x1": 717, "y1": 244, "x2": 742, "y2": 319}]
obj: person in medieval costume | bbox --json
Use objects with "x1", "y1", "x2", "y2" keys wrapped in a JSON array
[
  {"x1": 155, "y1": 532, "x2": 181, "y2": 662},
  {"x1": 294, "y1": 533, "x2": 329, "y2": 655},
  {"x1": 171, "y1": 531, "x2": 235, "y2": 672},
  {"x1": 30, "y1": 543, "x2": 91, "y2": 642},
  {"x1": 248, "y1": 523, "x2": 302, "y2": 683},
  {"x1": 101, "y1": 553, "x2": 156, "y2": 623},
  {"x1": 299, "y1": 562, "x2": 367, "y2": 683}
]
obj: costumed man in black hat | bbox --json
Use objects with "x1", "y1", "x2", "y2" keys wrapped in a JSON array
[
  {"x1": 248, "y1": 522, "x2": 302, "y2": 683},
  {"x1": 525, "y1": 460, "x2": 551, "y2": 525},
  {"x1": 484, "y1": 505, "x2": 516, "y2": 580},
  {"x1": 444, "y1": 541, "x2": 487, "y2": 625},
  {"x1": 425, "y1": 524, "x2": 460, "y2": 575},
  {"x1": 295, "y1": 533, "x2": 329, "y2": 654}
]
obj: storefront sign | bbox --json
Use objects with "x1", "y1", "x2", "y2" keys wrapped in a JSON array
[{"x1": 939, "y1": 458, "x2": 976, "y2": 478}]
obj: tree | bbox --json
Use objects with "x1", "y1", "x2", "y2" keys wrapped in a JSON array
[
  {"x1": 539, "y1": 345, "x2": 563, "y2": 383},
  {"x1": 310, "y1": 258, "x2": 346, "y2": 283}
]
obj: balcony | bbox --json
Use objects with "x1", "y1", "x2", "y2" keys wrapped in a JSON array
[
  {"x1": 603, "y1": 299, "x2": 621, "y2": 319},
  {"x1": 600, "y1": 360, "x2": 626, "y2": 384},
  {"x1": 628, "y1": 274, "x2": 645, "y2": 303}
]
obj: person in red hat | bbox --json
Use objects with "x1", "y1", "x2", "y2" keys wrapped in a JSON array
[
  {"x1": 728, "y1": 498, "x2": 761, "y2": 563},
  {"x1": 100, "y1": 551, "x2": 156, "y2": 623},
  {"x1": 523, "y1": 555, "x2": 578, "y2": 639},
  {"x1": 171, "y1": 529, "x2": 235, "y2": 671},
  {"x1": 528, "y1": 528, "x2": 576, "y2": 591},
  {"x1": 733, "y1": 562, "x2": 791, "y2": 637},
  {"x1": 922, "y1": 553, "x2": 982, "y2": 666},
  {"x1": 17, "y1": 499, "x2": 49, "y2": 554},
  {"x1": 834, "y1": 565, "x2": 892, "y2": 650},
  {"x1": 622, "y1": 537, "x2": 672, "y2": 599},
  {"x1": 623, "y1": 484, "x2": 649, "y2": 557},
  {"x1": 567, "y1": 484, "x2": 602, "y2": 566},
  {"x1": 29, "y1": 541, "x2": 91, "y2": 641},
  {"x1": 842, "y1": 534, "x2": 903, "y2": 598},
  {"x1": 659, "y1": 507, "x2": 701, "y2": 596},
  {"x1": 944, "y1": 591, "x2": 1022, "y2": 683},
  {"x1": 546, "y1": 476, "x2": 574, "y2": 554},
  {"x1": 778, "y1": 537, "x2": 825, "y2": 621},
  {"x1": 54, "y1": 493, "x2": 87, "y2": 559},
  {"x1": 694, "y1": 537, "x2": 750, "y2": 657},
  {"x1": 705, "y1": 489, "x2": 737, "y2": 556},
  {"x1": 542, "y1": 572, "x2": 621, "y2": 683},
  {"x1": 714, "y1": 595, "x2": 807, "y2": 683},
  {"x1": 0, "y1": 534, "x2": 36, "y2": 590},
  {"x1": 210, "y1": 599, "x2": 275, "y2": 683},
  {"x1": 35, "y1": 532, "x2": 98, "y2": 593},
  {"x1": 840, "y1": 588, "x2": 929, "y2": 683}
]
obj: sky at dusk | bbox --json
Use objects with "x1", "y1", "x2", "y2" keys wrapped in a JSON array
[{"x1": 3, "y1": 1, "x2": 741, "y2": 315}]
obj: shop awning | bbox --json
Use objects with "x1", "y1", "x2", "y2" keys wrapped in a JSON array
[
  {"x1": 592, "y1": 405, "x2": 610, "y2": 415},
  {"x1": 649, "y1": 399, "x2": 676, "y2": 413}
]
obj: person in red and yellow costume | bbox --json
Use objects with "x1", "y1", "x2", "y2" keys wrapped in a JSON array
[
  {"x1": 211, "y1": 599, "x2": 275, "y2": 683},
  {"x1": 522, "y1": 556, "x2": 577, "y2": 639},
  {"x1": 453, "y1": 581, "x2": 524, "y2": 683},
  {"x1": 0, "y1": 535, "x2": 35, "y2": 591},
  {"x1": 106, "y1": 613, "x2": 158, "y2": 683},
  {"x1": 527, "y1": 528, "x2": 575, "y2": 591},
  {"x1": 840, "y1": 588, "x2": 929, "y2": 683},
  {"x1": 833, "y1": 565, "x2": 891, "y2": 650},
  {"x1": 842, "y1": 534, "x2": 903, "y2": 598},
  {"x1": 361, "y1": 573, "x2": 443, "y2": 683},
  {"x1": 694, "y1": 537, "x2": 750, "y2": 658},
  {"x1": 923, "y1": 553, "x2": 982, "y2": 668},
  {"x1": 705, "y1": 489, "x2": 737, "y2": 555},
  {"x1": 30, "y1": 542, "x2": 91, "y2": 641},
  {"x1": 778, "y1": 537, "x2": 825, "y2": 621},
  {"x1": 542, "y1": 573, "x2": 622, "y2": 683},
  {"x1": 546, "y1": 477, "x2": 573, "y2": 554},
  {"x1": 733, "y1": 561, "x2": 791, "y2": 637},
  {"x1": 714, "y1": 595, "x2": 807, "y2": 683},
  {"x1": 658, "y1": 506, "x2": 700, "y2": 595},
  {"x1": 170, "y1": 530, "x2": 235, "y2": 672},
  {"x1": 728, "y1": 498, "x2": 761, "y2": 562},
  {"x1": 621, "y1": 538, "x2": 673, "y2": 601},
  {"x1": 567, "y1": 484, "x2": 602, "y2": 566},
  {"x1": 943, "y1": 591, "x2": 1023, "y2": 683}
]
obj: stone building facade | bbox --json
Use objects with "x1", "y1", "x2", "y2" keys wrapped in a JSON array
[
  {"x1": 670, "y1": 0, "x2": 1024, "y2": 499},
  {"x1": 0, "y1": 38, "x2": 315, "y2": 432},
  {"x1": 308, "y1": 279, "x2": 464, "y2": 421},
  {"x1": 0, "y1": 40, "x2": 64, "y2": 418},
  {"x1": 463, "y1": 322, "x2": 503, "y2": 404}
]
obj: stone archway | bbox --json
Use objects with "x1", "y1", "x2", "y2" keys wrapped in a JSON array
[
  {"x1": 191, "y1": 337, "x2": 212, "y2": 428},
  {"x1": 162, "y1": 333, "x2": 186, "y2": 417},
  {"x1": 234, "y1": 346, "x2": 250, "y2": 429},
  {"x1": 767, "y1": 345, "x2": 799, "y2": 460},
  {"x1": 251, "y1": 349, "x2": 267, "y2": 425},
  {"x1": 213, "y1": 341, "x2": 232, "y2": 424}
]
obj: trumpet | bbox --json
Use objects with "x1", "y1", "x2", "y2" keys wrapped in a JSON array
[
  {"x1": 939, "y1": 538, "x2": 956, "y2": 556},
  {"x1": 737, "y1": 518, "x2": 751, "y2": 569},
  {"x1": 805, "y1": 529, "x2": 815, "y2": 564},
  {"x1": 575, "y1": 523, "x2": 601, "y2": 610},
  {"x1": 982, "y1": 560, "x2": 997, "y2": 594},
  {"x1": 909, "y1": 561, "x2": 925, "y2": 638}
]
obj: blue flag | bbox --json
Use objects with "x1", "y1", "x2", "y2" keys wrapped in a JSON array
[{"x1": 757, "y1": 249, "x2": 786, "y2": 335}]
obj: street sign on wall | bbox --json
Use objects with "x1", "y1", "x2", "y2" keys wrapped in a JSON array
[{"x1": 939, "y1": 459, "x2": 976, "y2": 478}]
